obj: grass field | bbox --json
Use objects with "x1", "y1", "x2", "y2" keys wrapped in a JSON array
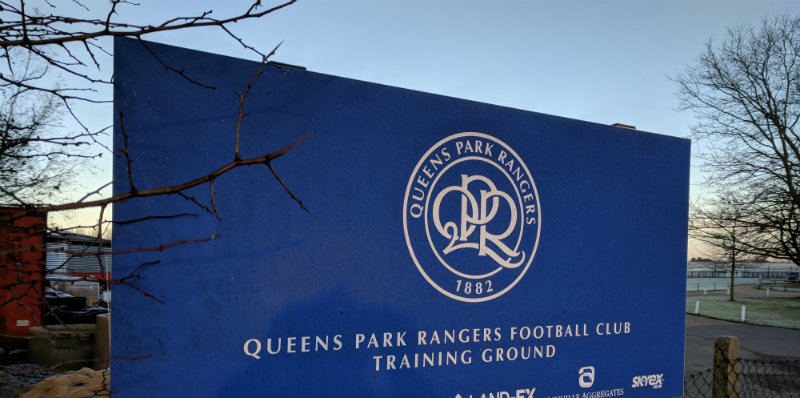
[{"x1": 687, "y1": 296, "x2": 800, "y2": 329}]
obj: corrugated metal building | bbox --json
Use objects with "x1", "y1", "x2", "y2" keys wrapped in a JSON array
[{"x1": 46, "y1": 231, "x2": 111, "y2": 280}]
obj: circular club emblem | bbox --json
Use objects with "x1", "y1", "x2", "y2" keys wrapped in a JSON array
[{"x1": 403, "y1": 132, "x2": 541, "y2": 302}]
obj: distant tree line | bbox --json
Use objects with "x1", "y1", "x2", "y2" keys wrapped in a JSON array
[{"x1": 689, "y1": 256, "x2": 771, "y2": 263}]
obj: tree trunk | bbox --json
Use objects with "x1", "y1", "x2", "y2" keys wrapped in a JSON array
[{"x1": 729, "y1": 251, "x2": 736, "y2": 302}]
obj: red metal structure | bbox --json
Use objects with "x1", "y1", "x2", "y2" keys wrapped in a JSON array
[{"x1": 0, "y1": 208, "x2": 46, "y2": 344}]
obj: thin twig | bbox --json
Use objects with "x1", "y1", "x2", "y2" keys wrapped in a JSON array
[
  {"x1": 119, "y1": 111, "x2": 136, "y2": 192},
  {"x1": 268, "y1": 162, "x2": 309, "y2": 213},
  {"x1": 210, "y1": 177, "x2": 222, "y2": 221},
  {"x1": 136, "y1": 38, "x2": 215, "y2": 89}
]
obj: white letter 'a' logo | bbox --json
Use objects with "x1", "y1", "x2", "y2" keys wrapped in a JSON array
[
  {"x1": 403, "y1": 132, "x2": 541, "y2": 303},
  {"x1": 579, "y1": 366, "x2": 595, "y2": 388}
]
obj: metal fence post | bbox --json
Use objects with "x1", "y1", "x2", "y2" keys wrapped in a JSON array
[{"x1": 713, "y1": 336, "x2": 741, "y2": 398}]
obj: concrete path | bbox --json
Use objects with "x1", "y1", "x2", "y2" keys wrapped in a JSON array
[{"x1": 684, "y1": 314, "x2": 800, "y2": 375}]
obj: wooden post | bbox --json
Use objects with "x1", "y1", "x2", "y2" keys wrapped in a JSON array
[
  {"x1": 95, "y1": 314, "x2": 111, "y2": 370},
  {"x1": 713, "y1": 336, "x2": 740, "y2": 398}
]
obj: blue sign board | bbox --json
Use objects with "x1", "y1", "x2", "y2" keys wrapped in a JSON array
[{"x1": 113, "y1": 38, "x2": 689, "y2": 398}]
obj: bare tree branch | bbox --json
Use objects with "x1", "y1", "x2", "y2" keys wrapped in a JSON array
[{"x1": 0, "y1": 0, "x2": 310, "y2": 329}]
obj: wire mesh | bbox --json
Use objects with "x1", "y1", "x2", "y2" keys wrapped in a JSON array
[{"x1": 683, "y1": 358, "x2": 800, "y2": 398}]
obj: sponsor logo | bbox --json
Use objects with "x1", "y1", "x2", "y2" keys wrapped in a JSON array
[
  {"x1": 454, "y1": 386, "x2": 535, "y2": 398},
  {"x1": 578, "y1": 366, "x2": 595, "y2": 388},
  {"x1": 404, "y1": 132, "x2": 541, "y2": 302},
  {"x1": 632, "y1": 374, "x2": 664, "y2": 389}
]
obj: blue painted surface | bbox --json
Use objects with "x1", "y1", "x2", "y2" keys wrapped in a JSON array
[{"x1": 112, "y1": 37, "x2": 690, "y2": 397}]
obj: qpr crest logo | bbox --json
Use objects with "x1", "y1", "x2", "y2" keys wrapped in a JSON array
[{"x1": 403, "y1": 132, "x2": 541, "y2": 302}]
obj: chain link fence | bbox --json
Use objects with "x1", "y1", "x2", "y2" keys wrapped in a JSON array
[{"x1": 684, "y1": 357, "x2": 800, "y2": 397}]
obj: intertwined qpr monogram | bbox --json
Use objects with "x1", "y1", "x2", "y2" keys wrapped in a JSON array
[
  {"x1": 404, "y1": 132, "x2": 540, "y2": 302},
  {"x1": 432, "y1": 174, "x2": 525, "y2": 272}
]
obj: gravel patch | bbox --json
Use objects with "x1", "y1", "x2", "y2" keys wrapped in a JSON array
[{"x1": 0, "y1": 363, "x2": 57, "y2": 398}]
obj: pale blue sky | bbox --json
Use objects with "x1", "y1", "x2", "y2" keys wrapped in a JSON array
[
  {"x1": 152, "y1": 1, "x2": 791, "y2": 129},
  {"x1": 52, "y1": 0, "x2": 800, "y2": 257},
  {"x1": 122, "y1": 0, "x2": 799, "y2": 179}
]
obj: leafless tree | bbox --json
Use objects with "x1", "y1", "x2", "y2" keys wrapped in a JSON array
[
  {"x1": 676, "y1": 14, "x2": 800, "y2": 266},
  {"x1": 0, "y1": 47, "x2": 84, "y2": 205},
  {"x1": 689, "y1": 194, "x2": 758, "y2": 301}
]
